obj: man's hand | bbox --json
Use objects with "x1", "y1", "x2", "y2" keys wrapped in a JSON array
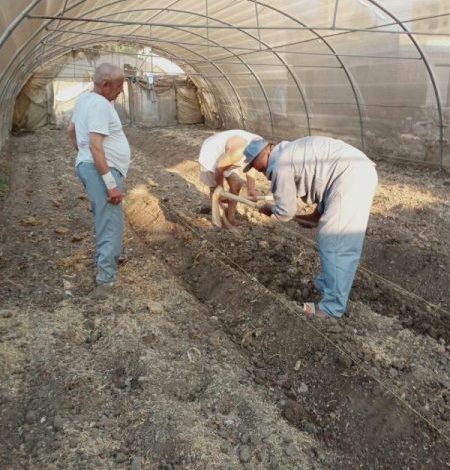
[
  {"x1": 107, "y1": 187, "x2": 123, "y2": 205},
  {"x1": 294, "y1": 210, "x2": 321, "y2": 228},
  {"x1": 68, "y1": 122, "x2": 78, "y2": 151},
  {"x1": 246, "y1": 175, "x2": 258, "y2": 201},
  {"x1": 295, "y1": 217, "x2": 317, "y2": 228},
  {"x1": 90, "y1": 132, "x2": 122, "y2": 204},
  {"x1": 247, "y1": 188, "x2": 262, "y2": 201},
  {"x1": 258, "y1": 203, "x2": 274, "y2": 217}
]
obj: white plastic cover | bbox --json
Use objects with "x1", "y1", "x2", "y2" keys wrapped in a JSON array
[{"x1": 0, "y1": 1, "x2": 449, "y2": 165}]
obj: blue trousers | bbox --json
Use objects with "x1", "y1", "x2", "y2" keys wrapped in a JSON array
[
  {"x1": 77, "y1": 162, "x2": 124, "y2": 285},
  {"x1": 316, "y1": 164, "x2": 378, "y2": 318}
]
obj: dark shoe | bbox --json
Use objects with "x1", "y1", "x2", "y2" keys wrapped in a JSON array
[{"x1": 198, "y1": 205, "x2": 212, "y2": 214}]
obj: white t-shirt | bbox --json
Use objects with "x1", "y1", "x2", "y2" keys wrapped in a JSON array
[
  {"x1": 199, "y1": 129, "x2": 259, "y2": 172},
  {"x1": 72, "y1": 92, "x2": 131, "y2": 176}
]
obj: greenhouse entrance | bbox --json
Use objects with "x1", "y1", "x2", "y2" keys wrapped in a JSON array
[{"x1": 12, "y1": 46, "x2": 219, "y2": 134}]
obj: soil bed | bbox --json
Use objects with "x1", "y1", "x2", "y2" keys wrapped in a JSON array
[{"x1": 0, "y1": 126, "x2": 449, "y2": 469}]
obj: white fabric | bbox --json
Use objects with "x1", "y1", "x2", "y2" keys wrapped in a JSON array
[
  {"x1": 72, "y1": 92, "x2": 131, "y2": 176},
  {"x1": 199, "y1": 166, "x2": 244, "y2": 188},
  {"x1": 102, "y1": 171, "x2": 117, "y2": 190},
  {"x1": 198, "y1": 129, "x2": 259, "y2": 172}
]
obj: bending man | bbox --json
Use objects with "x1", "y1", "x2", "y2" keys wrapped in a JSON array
[
  {"x1": 199, "y1": 129, "x2": 261, "y2": 225},
  {"x1": 68, "y1": 63, "x2": 131, "y2": 289},
  {"x1": 243, "y1": 136, "x2": 378, "y2": 319}
]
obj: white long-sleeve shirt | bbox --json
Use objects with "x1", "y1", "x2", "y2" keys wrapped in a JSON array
[{"x1": 267, "y1": 136, "x2": 375, "y2": 221}]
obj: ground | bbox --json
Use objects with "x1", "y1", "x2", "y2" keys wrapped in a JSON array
[{"x1": 0, "y1": 125, "x2": 449, "y2": 469}]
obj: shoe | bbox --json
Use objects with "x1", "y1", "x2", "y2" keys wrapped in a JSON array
[
  {"x1": 118, "y1": 254, "x2": 128, "y2": 265},
  {"x1": 89, "y1": 282, "x2": 116, "y2": 300},
  {"x1": 198, "y1": 205, "x2": 212, "y2": 214},
  {"x1": 303, "y1": 302, "x2": 334, "y2": 320}
]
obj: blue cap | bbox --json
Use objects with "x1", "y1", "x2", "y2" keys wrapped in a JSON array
[{"x1": 243, "y1": 138, "x2": 268, "y2": 172}]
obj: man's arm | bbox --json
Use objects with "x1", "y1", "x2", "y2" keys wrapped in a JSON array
[
  {"x1": 267, "y1": 167, "x2": 298, "y2": 222},
  {"x1": 89, "y1": 132, "x2": 123, "y2": 205},
  {"x1": 246, "y1": 174, "x2": 261, "y2": 200},
  {"x1": 215, "y1": 137, "x2": 247, "y2": 187},
  {"x1": 68, "y1": 122, "x2": 78, "y2": 151},
  {"x1": 89, "y1": 133, "x2": 109, "y2": 174}
]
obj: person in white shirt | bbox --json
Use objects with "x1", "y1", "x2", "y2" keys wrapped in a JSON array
[
  {"x1": 243, "y1": 136, "x2": 378, "y2": 320},
  {"x1": 199, "y1": 129, "x2": 261, "y2": 225},
  {"x1": 68, "y1": 63, "x2": 131, "y2": 290}
]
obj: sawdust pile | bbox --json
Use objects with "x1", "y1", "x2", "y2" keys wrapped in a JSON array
[{"x1": 124, "y1": 184, "x2": 177, "y2": 240}]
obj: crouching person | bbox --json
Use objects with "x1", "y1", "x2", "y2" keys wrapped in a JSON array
[{"x1": 199, "y1": 129, "x2": 261, "y2": 226}]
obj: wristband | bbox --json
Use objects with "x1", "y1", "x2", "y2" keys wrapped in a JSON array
[{"x1": 102, "y1": 171, "x2": 117, "y2": 190}]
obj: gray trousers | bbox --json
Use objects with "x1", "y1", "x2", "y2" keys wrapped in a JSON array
[
  {"x1": 77, "y1": 162, "x2": 124, "y2": 285},
  {"x1": 317, "y1": 163, "x2": 378, "y2": 318}
]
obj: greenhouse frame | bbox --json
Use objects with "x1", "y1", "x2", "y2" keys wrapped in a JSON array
[{"x1": 0, "y1": 1, "x2": 449, "y2": 166}]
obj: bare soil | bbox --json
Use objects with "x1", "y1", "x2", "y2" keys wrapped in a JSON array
[{"x1": 0, "y1": 125, "x2": 449, "y2": 469}]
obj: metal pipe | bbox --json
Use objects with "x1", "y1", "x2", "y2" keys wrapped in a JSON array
[
  {"x1": 1, "y1": 1, "x2": 447, "y2": 167},
  {"x1": 0, "y1": 0, "x2": 41, "y2": 48},
  {"x1": 26, "y1": 14, "x2": 450, "y2": 36},
  {"x1": 252, "y1": 1, "x2": 364, "y2": 147},
  {"x1": 39, "y1": 43, "x2": 345, "y2": 68},
  {"x1": 43, "y1": 28, "x2": 424, "y2": 61},
  {"x1": 253, "y1": 0, "x2": 262, "y2": 50},
  {"x1": 212, "y1": 8, "x2": 449, "y2": 61},
  {"x1": 332, "y1": 0, "x2": 340, "y2": 29}
]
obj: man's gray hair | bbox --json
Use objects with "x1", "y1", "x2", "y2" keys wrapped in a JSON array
[{"x1": 93, "y1": 63, "x2": 124, "y2": 84}]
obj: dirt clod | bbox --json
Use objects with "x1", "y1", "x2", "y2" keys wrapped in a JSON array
[{"x1": 282, "y1": 400, "x2": 308, "y2": 427}]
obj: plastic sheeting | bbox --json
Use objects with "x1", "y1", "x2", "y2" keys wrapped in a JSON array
[
  {"x1": 130, "y1": 77, "x2": 177, "y2": 127},
  {"x1": 130, "y1": 76, "x2": 204, "y2": 127},
  {"x1": 0, "y1": 1, "x2": 449, "y2": 166},
  {"x1": 53, "y1": 81, "x2": 92, "y2": 125},
  {"x1": 176, "y1": 82, "x2": 203, "y2": 124},
  {"x1": 12, "y1": 79, "x2": 52, "y2": 131},
  {"x1": 197, "y1": 86, "x2": 222, "y2": 129},
  {"x1": 12, "y1": 61, "x2": 65, "y2": 130}
]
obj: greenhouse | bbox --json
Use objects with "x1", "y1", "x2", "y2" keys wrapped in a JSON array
[{"x1": 0, "y1": 2, "x2": 449, "y2": 469}]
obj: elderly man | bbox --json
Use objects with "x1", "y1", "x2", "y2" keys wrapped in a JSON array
[
  {"x1": 243, "y1": 136, "x2": 378, "y2": 320},
  {"x1": 199, "y1": 129, "x2": 261, "y2": 225},
  {"x1": 68, "y1": 63, "x2": 131, "y2": 290}
]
